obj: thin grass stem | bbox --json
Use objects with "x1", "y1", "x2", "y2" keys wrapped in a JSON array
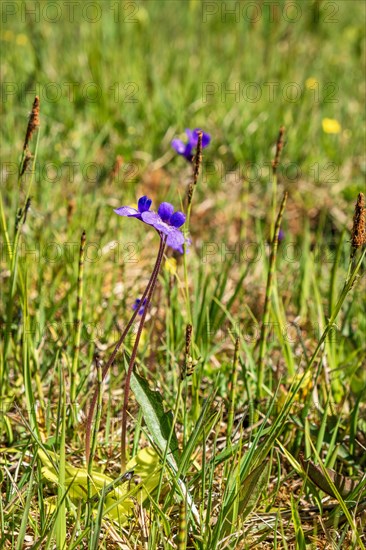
[{"x1": 257, "y1": 192, "x2": 288, "y2": 399}]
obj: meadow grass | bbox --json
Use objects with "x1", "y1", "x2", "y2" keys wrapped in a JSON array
[{"x1": 1, "y1": 1, "x2": 366, "y2": 548}]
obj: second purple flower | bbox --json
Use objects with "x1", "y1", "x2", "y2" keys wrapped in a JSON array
[{"x1": 171, "y1": 128, "x2": 211, "y2": 161}]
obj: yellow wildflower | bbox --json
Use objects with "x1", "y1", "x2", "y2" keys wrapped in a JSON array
[
  {"x1": 164, "y1": 257, "x2": 177, "y2": 276},
  {"x1": 305, "y1": 77, "x2": 318, "y2": 90},
  {"x1": 322, "y1": 118, "x2": 341, "y2": 134}
]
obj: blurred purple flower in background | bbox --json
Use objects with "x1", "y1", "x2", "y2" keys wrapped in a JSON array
[
  {"x1": 114, "y1": 196, "x2": 188, "y2": 253},
  {"x1": 132, "y1": 297, "x2": 147, "y2": 315},
  {"x1": 171, "y1": 128, "x2": 211, "y2": 161}
]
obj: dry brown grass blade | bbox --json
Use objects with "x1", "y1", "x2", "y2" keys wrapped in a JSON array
[{"x1": 299, "y1": 453, "x2": 357, "y2": 499}]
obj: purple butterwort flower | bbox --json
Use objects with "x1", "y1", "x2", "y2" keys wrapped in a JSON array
[
  {"x1": 114, "y1": 196, "x2": 188, "y2": 253},
  {"x1": 132, "y1": 297, "x2": 147, "y2": 315},
  {"x1": 278, "y1": 229, "x2": 285, "y2": 242},
  {"x1": 171, "y1": 128, "x2": 211, "y2": 161},
  {"x1": 142, "y1": 202, "x2": 187, "y2": 253}
]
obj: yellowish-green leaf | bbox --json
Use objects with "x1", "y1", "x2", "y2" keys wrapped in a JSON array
[{"x1": 38, "y1": 446, "x2": 161, "y2": 523}]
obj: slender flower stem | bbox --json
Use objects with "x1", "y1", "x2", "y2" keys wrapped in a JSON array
[
  {"x1": 270, "y1": 127, "x2": 285, "y2": 241},
  {"x1": 270, "y1": 171, "x2": 278, "y2": 243},
  {"x1": 2, "y1": 127, "x2": 41, "y2": 385},
  {"x1": 121, "y1": 235, "x2": 166, "y2": 472},
  {"x1": 227, "y1": 336, "x2": 240, "y2": 445},
  {"x1": 70, "y1": 230, "x2": 86, "y2": 417},
  {"x1": 85, "y1": 236, "x2": 165, "y2": 463},
  {"x1": 257, "y1": 192, "x2": 288, "y2": 400},
  {"x1": 183, "y1": 246, "x2": 192, "y2": 325},
  {"x1": 183, "y1": 131, "x2": 203, "y2": 324}
]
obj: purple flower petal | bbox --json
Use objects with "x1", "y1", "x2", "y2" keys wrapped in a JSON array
[
  {"x1": 158, "y1": 202, "x2": 174, "y2": 223},
  {"x1": 114, "y1": 206, "x2": 140, "y2": 218},
  {"x1": 141, "y1": 211, "x2": 175, "y2": 238},
  {"x1": 171, "y1": 138, "x2": 186, "y2": 155},
  {"x1": 140, "y1": 211, "x2": 164, "y2": 230},
  {"x1": 183, "y1": 143, "x2": 193, "y2": 160},
  {"x1": 141, "y1": 211, "x2": 187, "y2": 253},
  {"x1": 193, "y1": 129, "x2": 211, "y2": 148},
  {"x1": 170, "y1": 211, "x2": 185, "y2": 228},
  {"x1": 145, "y1": 216, "x2": 171, "y2": 237},
  {"x1": 185, "y1": 128, "x2": 198, "y2": 147},
  {"x1": 165, "y1": 227, "x2": 186, "y2": 252},
  {"x1": 132, "y1": 297, "x2": 147, "y2": 315},
  {"x1": 172, "y1": 139, "x2": 193, "y2": 160},
  {"x1": 138, "y1": 196, "x2": 152, "y2": 213}
]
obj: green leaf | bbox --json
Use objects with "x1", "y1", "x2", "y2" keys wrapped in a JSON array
[
  {"x1": 222, "y1": 460, "x2": 270, "y2": 535},
  {"x1": 290, "y1": 494, "x2": 306, "y2": 550},
  {"x1": 16, "y1": 468, "x2": 34, "y2": 550},
  {"x1": 237, "y1": 460, "x2": 270, "y2": 520},
  {"x1": 39, "y1": 446, "x2": 162, "y2": 524},
  {"x1": 130, "y1": 369, "x2": 180, "y2": 466}
]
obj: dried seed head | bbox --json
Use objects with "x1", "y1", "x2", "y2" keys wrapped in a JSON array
[
  {"x1": 187, "y1": 182, "x2": 194, "y2": 206},
  {"x1": 181, "y1": 324, "x2": 193, "y2": 380},
  {"x1": 15, "y1": 207, "x2": 23, "y2": 232},
  {"x1": 20, "y1": 150, "x2": 32, "y2": 176},
  {"x1": 23, "y1": 96, "x2": 40, "y2": 151},
  {"x1": 272, "y1": 125, "x2": 285, "y2": 174},
  {"x1": 193, "y1": 130, "x2": 203, "y2": 185},
  {"x1": 351, "y1": 192, "x2": 366, "y2": 254},
  {"x1": 23, "y1": 197, "x2": 31, "y2": 224},
  {"x1": 185, "y1": 324, "x2": 193, "y2": 356},
  {"x1": 187, "y1": 130, "x2": 204, "y2": 207}
]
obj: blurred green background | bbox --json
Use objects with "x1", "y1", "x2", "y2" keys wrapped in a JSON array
[
  {"x1": 1, "y1": 0, "x2": 365, "y2": 322},
  {"x1": 1, "y1": 0, "x2": 365, "y2": 320},
  {"x1": 2, "y1": 0, "x2": 365, "y2": 339},
  {"x1": 2, "y1": 0, "x2": 365, "y2": 207}
]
